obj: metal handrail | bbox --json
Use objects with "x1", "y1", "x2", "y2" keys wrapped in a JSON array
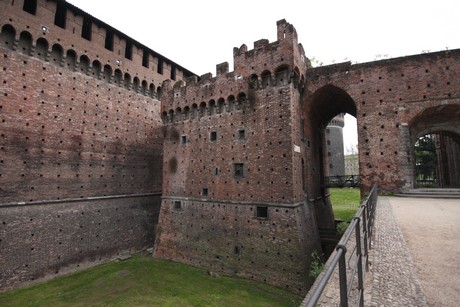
[{"x1": 304, "y1": 184, "x2": 378, "y2": 307}]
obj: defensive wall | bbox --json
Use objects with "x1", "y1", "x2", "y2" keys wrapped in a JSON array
[
  {"x1": 157, "y1": 19, "x2": 460, "y2": 293},
  {"x1": 157, "y1": 20, "x2": 322, "y2": 294},
  {"x1": 303, "y1": 51, "x2": 460, "y2": 192},
  {"x1": 0, "y1": 0, "x2": 194, "y2": 290},
  {"x1": 1, "y1": 0, "x2": 459, "y2": 295}
]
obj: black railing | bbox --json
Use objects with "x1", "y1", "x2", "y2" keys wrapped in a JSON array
[
  {"x1": 325, "y1": 175, "x2": 360, "y2": 188},
  {"x1": 302, "y1": 184, "x2": 378, "y2": 307}
]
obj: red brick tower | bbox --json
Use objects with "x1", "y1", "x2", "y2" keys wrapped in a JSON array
[{"x1": 156, "y1": 20, "x2": 322, "y2": 294}]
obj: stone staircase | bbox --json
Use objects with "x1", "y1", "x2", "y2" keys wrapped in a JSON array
[{"x1": 395, "y1": 188, "x2": 460, "y2": 199}]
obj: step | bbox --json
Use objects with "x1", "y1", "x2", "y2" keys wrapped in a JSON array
[
  {"x1": 407, "y1": 188, "x2": 460, "y2": 193},
  {"x1": 395, "y1": 192, "x2": 460, "y2": 199}
]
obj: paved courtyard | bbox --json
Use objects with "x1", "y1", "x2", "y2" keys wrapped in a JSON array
[
  {"x1": 389, "y1": 196, "x2": 460, "y2": 307},
  {"x1": 302, "y1": 195, "x2": 459, "y2": 306}
]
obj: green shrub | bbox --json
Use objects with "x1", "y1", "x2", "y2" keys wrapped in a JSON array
[
  {"x1": 336, "y1": 221, "x2": 350, "y2": 235},
  {"x1": 309, "y1": 251, "x2": 324, "y2": 279}
]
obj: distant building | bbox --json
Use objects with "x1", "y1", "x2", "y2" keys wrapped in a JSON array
[
  {"x1": 345, "y1": 154, "x2": 359, "y2": 175},
  {"x1": 325, "y1": 114, "x2": 345, "y2": 176}
]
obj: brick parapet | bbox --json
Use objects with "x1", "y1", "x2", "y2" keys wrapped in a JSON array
[{"x1": 0, "y1": 0, "x2": 195, "y2": 93}]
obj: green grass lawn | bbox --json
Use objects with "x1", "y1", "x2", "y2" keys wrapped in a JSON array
[
  {"x1": 0, "y1": 255, "x2": 302, "y2": 307},
  {"x1": 329, "y1": 188, "x2": 361, "y2": 221}
]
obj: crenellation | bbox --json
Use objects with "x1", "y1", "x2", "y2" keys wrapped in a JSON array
[
  {"x1": 1, "y1": 2, "x2": 459, "y2": 297},
  {"x1": 216, "y1": 61, "x2": 229, "y2": 76},
  {"x1": 0, "y1": 0, "x2": 195, "y2": 90}
]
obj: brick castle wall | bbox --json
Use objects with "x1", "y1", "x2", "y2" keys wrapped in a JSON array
[
  {"x1": 156, "y1": 20, "x2": 322, "y2": 294},
  {"x1": 304, "y1": 50, "x2": 460, "y2": 193},
  {"x1": 0, "y1": 0, "x2": 193, "y2": 290}
]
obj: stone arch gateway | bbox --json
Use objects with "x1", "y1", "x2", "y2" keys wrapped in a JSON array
[{"x1": 157, "y1": 19, "x2": 460, "y2": 294}]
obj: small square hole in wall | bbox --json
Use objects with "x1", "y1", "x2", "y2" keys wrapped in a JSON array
[
  {"x1": 213, "y1": 167, "x2": 220, "y2": 175},
  {"x1": 233, "y1": 163, "x2": 245, "y2": 178},
  {"x1": 181, "y1": 135, "x2": 188, "y2": 144},
  {"x1": 202, "y1": 188, "x2": 209, "y2": 196},
  {"x1": 174, "y1": 201, "x2": 182, "y2": 210},
  {"x1": 210, "y1": 131, "x2": 217, "y2": 141},
  {"x1": 237, "y1": 128, "x2": 246, "y2": 140},
  {"x1": 256, "y1": 206, "x2": 268, "y2": 219}
]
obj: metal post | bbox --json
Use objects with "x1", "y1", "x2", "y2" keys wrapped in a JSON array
[
  {"x1": 361, "y1": 205, "x2": 369, "y2": 271},
  {"x1": 354, "y1": 218, "x2": 364, "y2": 306},
  {"x1": 337, "y1": 245, "x2": 348, "y2": 307}
]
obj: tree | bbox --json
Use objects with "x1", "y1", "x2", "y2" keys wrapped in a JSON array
[{"x1": 414, "y1": 135, "x2": 437, "y2": 180}]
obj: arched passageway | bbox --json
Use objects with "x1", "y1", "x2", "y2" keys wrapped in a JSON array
[
  {"x1": 301, "y1": 84, "x2": 357, "y2": 229},
  {"x1": 409, "y1": 105, "x2": 460, "y2": 188}
]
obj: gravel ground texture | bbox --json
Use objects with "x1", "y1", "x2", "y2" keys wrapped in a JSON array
[{"x1": 389, "y1": 196, "x2": 460, "y2": 307}]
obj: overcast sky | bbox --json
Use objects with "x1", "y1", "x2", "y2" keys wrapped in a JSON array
[{"x1": 67, "y1": 0, "x2": 459, "y2": 153}]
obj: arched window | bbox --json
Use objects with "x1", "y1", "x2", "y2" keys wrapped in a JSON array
[
  {"x1": 275, "y1": 65, "x2": 290, "y2": 86},
  {"x1": 0, "y1": 24, "x2": 16, "y2": 49},
  {"x1": 66, "y1": 49, "x2": 77, "y2": 70},
  {"x1": 35, "y1": 37, "x2": 48, "y2": 61},
  {"x1": 124, "y1": 73, "x2": 131, "y2": 89},
  {"x1": 217, "y1": 98, "x2": 225, "y2": 114},
  {"x1": 18, "y1": 31, "x2": 33, "y2": 55},
  {"x1": 209, "y1": 100, "x2": 216, "y2": 116},
  {"x1": 176, "y1": 107, "x2": 182, "y2": 121},
  {"x1": 149, "y1": 83, "x2": 155, "y2": 98},
  {"x1": 199, "y1": 102, "x2": 207, "y2": 117},
  {"x1": 103, "y1": 64, "x2": 112, "y2": 82},
  {"x1": 141, "y1": 80, "x2": 148, "y2": 95},
  {"x1": 261, "y1": 70, "x2": 272, "y2": 89},
  {"x1": 168, "y1": 109, "x2": 174, "y2": 122},
  {"x1": 91, "y1": 60, "x2": 101, "y2": 79},
  {"x1": 157, "y1": 86, "x2": 162, "y2": 99},
  {"x1": 161, "y1": 111, "x2": 168, "y2": 124},
  {"x1": 183, "y1": 106, "x2": 190, "y2": 120},
  {"x1": 237, "y1": 93, "x2": 247, "y2": 110},
  {"x1": 249, "y1": 74, "x2": 258, "y2": 89},
  {"x1": 191, "y1": 103, "x2": 198, "y2": 119},
  {"x1": 79, "y1": 55, "x2": 90, "y2": 74},
  {"x1": 50, "y1": 44, "x2": 63, "y2": 66},
  {"x1": 114, "y1": 69, "x2": 122, "y2": 85},
  {"x1": 227, "y1": 95, "x2": 235, "y2": 112},
  {"x1": 133, "y1": 77, "x2": 140, "y2": 92}
]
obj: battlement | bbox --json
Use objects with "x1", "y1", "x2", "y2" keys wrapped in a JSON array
[
  {"x1": 161, "y1": 19, "x2": 310, "y2": 123},
  {"x1": 160, "y1": 61, "x2": 305, "y2": 124},
  {"x1": 0, "y1": 0, "x2": 196, "y2": 92},
  {"x1": 233, "y1": 19, "x2": 309, "y2": 80}
]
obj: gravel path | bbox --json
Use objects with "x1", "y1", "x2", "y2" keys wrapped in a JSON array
[
  {"x1": 390, "y1": 196, "x2": 460, "y2": 307},
  {"x1": 302, "y1": 195, "x2": 458, "y2": 306},
  {"x1": 370, "y1": 196, "x2": 427, "y2": 306}
]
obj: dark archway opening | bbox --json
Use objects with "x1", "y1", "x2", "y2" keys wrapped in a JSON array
[
  {"x1": 414, "y1": 132, "x2": 460, "y2": 188},
  {"x1": 410, "y1": 104, "x2": 460, "y2": 189},
  {"x1": 301, "y1": 85, "x2": 357, "y2": 231}
]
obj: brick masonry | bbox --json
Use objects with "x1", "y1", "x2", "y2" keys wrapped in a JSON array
[
  {"x1": 0, "y1": 194, "x2": 160, "y2": 291},
  {"x1": 0, "y1": 0, "x2": 192, "y2": 291},
  {"x1": 1, "y1": 0, "x2": 459, "y2": 295},
  {"x1": 158, "y1": 19, "x2": 460, "y2": 294}
]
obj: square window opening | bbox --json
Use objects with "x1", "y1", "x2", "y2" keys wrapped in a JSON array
[
  {"x1": 256, "y1": 206, "x2": 268, "y2": 219},
  {"x1": 233, "y1": 163, "x2": 245, "y2": 178},
  {"x1": 202, "y1": 188, "x2": 209, "y2": 196},
  {"x1": 237, "y1": 128, "x2": 246, "y2": 140},
  {"x1": 174, "y1": 201, "x2": 182, "y2": 210},
  {"x1": 181, "y1": 135, "x2": 188, "y2": 144},
  {"x1": 210, "y1": 131, "x2": 217, "y2": 141}
]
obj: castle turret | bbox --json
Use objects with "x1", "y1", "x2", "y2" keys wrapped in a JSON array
[{"x1": 155, "y1": 20, "x2": 320, "y2": 294}]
